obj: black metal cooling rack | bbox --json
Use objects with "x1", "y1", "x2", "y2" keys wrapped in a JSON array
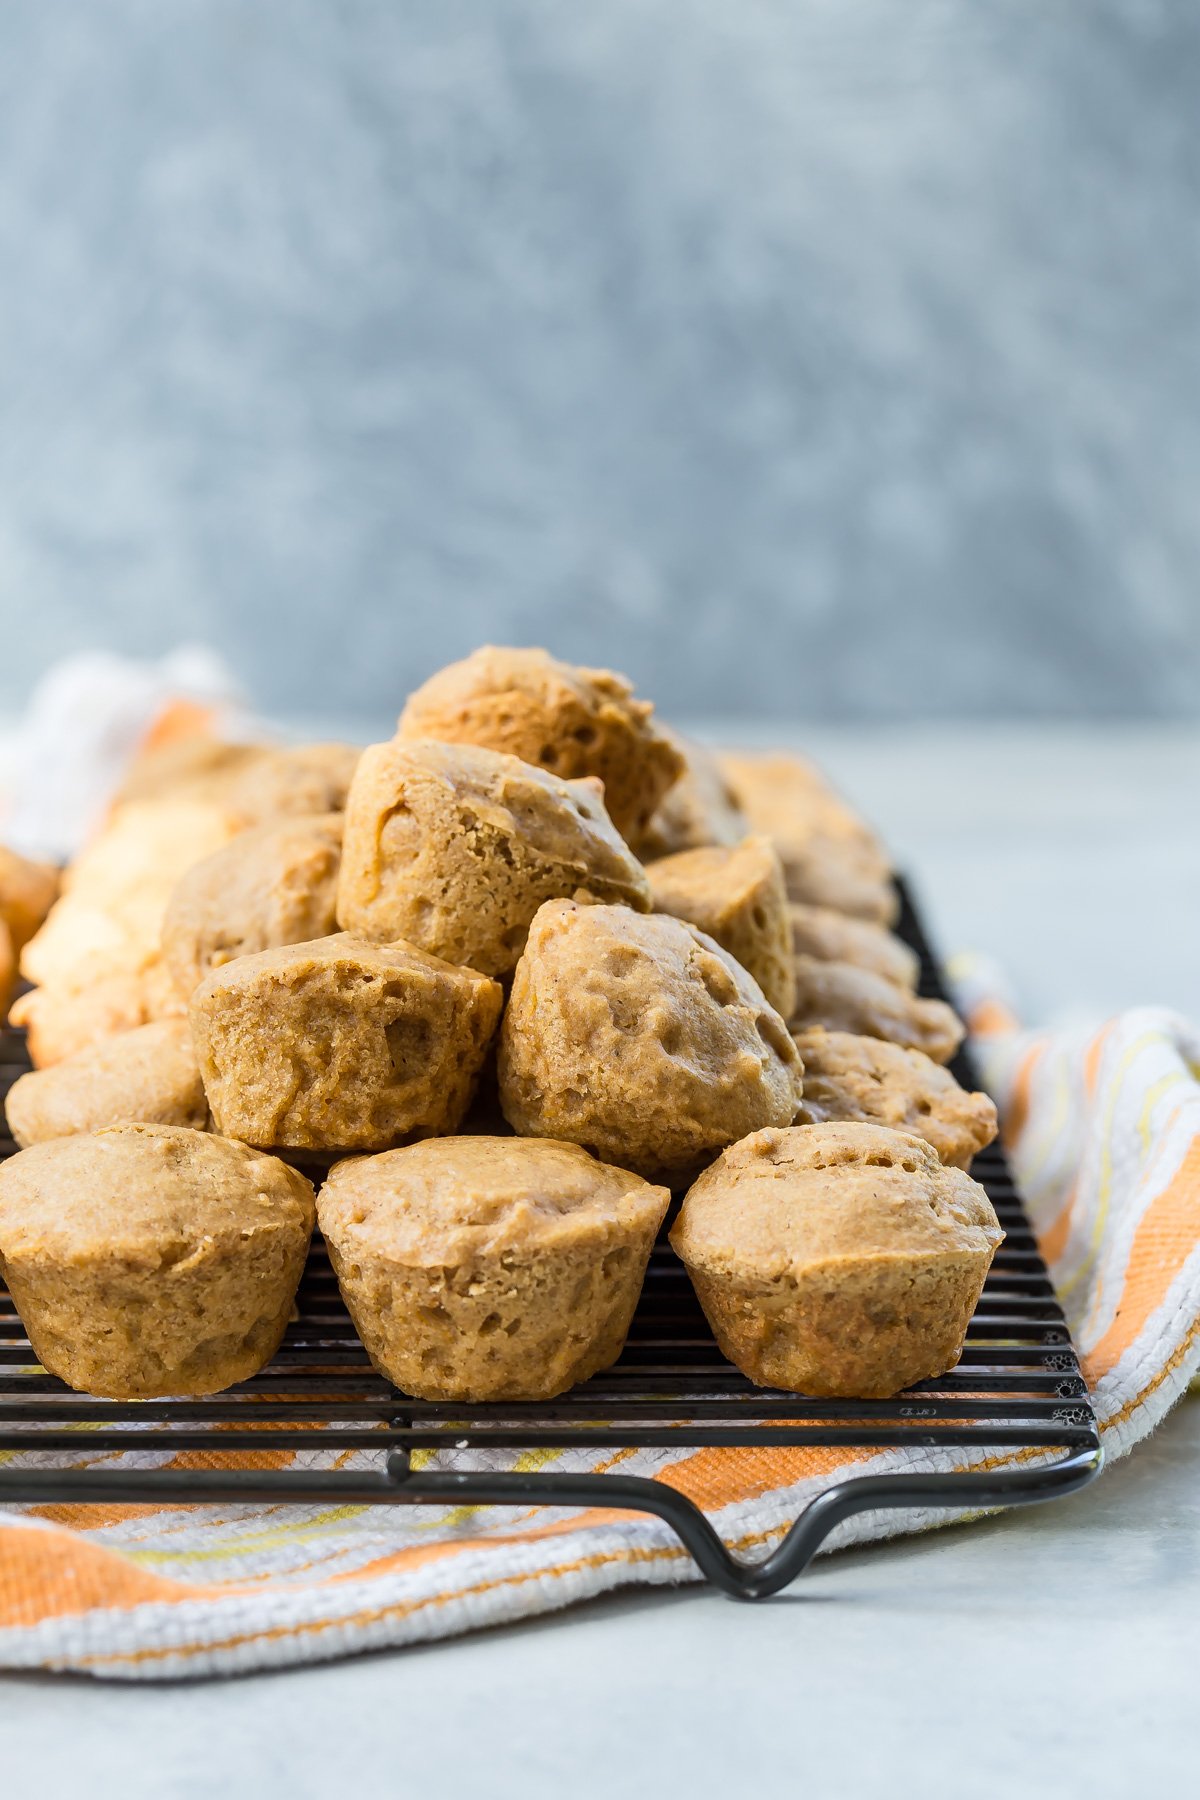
[{"x1": 0, "y1": 881, "x2": 1101, "y2": 1598}]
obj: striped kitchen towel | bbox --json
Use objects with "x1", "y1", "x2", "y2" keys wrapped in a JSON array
[{"x1": 1, "y1": 1000, "x2": 1198, "y2": 1677}]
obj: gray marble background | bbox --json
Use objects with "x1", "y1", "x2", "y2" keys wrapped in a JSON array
[{"x1": 1, "y1": 0, "x2": 1197, "y2": 723}]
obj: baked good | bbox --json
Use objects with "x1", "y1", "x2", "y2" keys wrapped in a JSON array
[
  {"x1": 719, "y1": 751, "x2": 897, "y2": 923},
  {"x1": 498, "y1": 899, "x2": 803, "y2": 1181},
  {"x1": 0, "y1": 918, "x2": 13, "y2": 1021},
  {"x1": 191, "y1": 932, "x2": 503, "y2": 1151},
  {"x1": 793, "y1": 1028, "x2": 997, "y2": 1169},
  {"x1": 646, "y1": 835, "x2": 795, "y2": 1017},
  {"x1": 336, "y1": 738, "x2": 651, "y2": 977},
  {"x1": 318, "y1": 1136, "x2": 670, "y2": 1400},
  {"x1": 397, "y1": 646, "x2": 683, "y2": 841},
  {"x1": 10, "y1": 963, "x2": 186, "y2": 1069},
  {"x1": 635, "y1": 730, "x2": 747, "y2": 860},
  {"x1": 669, "y1": 1122, "x2": 1003, "y2": 1397},
  {"x1": 163, "y1": 813, "x2": 343, "y2": 996},
  {"x1": 791, "y1": 955, "x2": 964, "y2": 1064},
  {"x1": 5, "y1": 1019, "x2": 207, "y2": 1147},
  {"x1": 226, "y1": 742, "x2": 362, "y2": 827},
  {"x1": 0, "y1": 845, "x2": 60, "y2": 955},
  {"x1": 0, "y1": 1125, "x2": 315, "y2": 1397},
  {"x1": 114, "y1": 736, "x2": 269, "y2": 808},
  {"x1": 789, "y1": 902, "x2": 919, "y2": 992}
]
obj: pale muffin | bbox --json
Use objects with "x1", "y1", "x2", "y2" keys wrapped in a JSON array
[
  {"x1": 191, "y1": 933, "x2": 503, "y2": 1151},
  {"x1": 670, "y1": 1122, "x2": 1003, "y2": 1397},
  {"x1": 719, "y1": 751, "x2": 897, "y2": 923},
  {"x1": 115, "y1": 737, "x2": 269, "y2": 809},
  {"x1": 0, "y1": 1125, "x2": 315, "y2": 1398},
  {"x1": 11, "y1": 960, "x2": 187, "y2": 1069},
  {"x1": 0, "y1": 845, "x2": 60, "y2": 956},
  {"x1": 646, "y1": 834, "x2": 795, "y2": 1017},
  {"x1": 397, "y1": 645, "x2": 683, "y2": 842},
  {"x1": 793, "y1": 1028, "x2": 997, "y2": 1169},
  {"x1": 791, "y1": 955, "x2": 964, "y2": 1065},
  {"x1": 5, "y1": 1019, "x2": 207, "y2": 1147},
  {"x1": 319, "y1": 1136, "x2": 670, "y2": 1401},
  {"x1": 226, "y1": 742, "x2": 362, "y2": 827},
  {"x1": 634, "y1": 730, "x2": 747, "y2": 861},
  {"x1": 498, "y1": 899, "x2": 803, "y2": 1181},
  {"x1": 336, "y1": 738, "x2": 651, "y2": 977},
  {"x1": 789, "y1": 902, "x2": 919, "y2": 992},
  {"x1": 163, "y1": 813, "x2": 343, "y2": 997}
]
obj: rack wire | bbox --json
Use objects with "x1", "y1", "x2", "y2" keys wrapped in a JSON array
[{"x1": 0, "y1": 880, "x2": 1101, "y2": 1597}]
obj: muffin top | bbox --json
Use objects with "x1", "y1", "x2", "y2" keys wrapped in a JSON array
[
  {"x1": 396, "y1": 646, "x2": 683, "y2": 841},
  {"x1": 670, "y1": 1121, "x2": 1003, "y2": 1278},
  {"x1": 4, "y1": 1018, "x2": 207, "y2": 1148},
  {"x1": 0, "y1": 1124, "x2": 315, "y2": 1264},
  {"x1": 794, "y1": 1027, "x2": 997, "y2": 1167},
  {"x1": 789, "y1": 902, "x2": 919, "y2": 992},
  {"x1": 336, "y1": 737, "x2": 651, "y2": 974},
  {"x1": 634, "y1": 730, "x2": 746, "y2": 861},
  {"x1": 647, "y1": 834, "x2": 782, "y2": 922},
  {"x1": 790, "y1": 955, "x2": 964, "y2": 1064},
  {"x1": 227, "y1": 742, "x2": 362, "y2": 827},
  {"x1": 319, "y1": 1135, "x2": 670, "y2": 1266},
  {"x1": 163, "y1": 812, "x2": 343, "y2": 996}
]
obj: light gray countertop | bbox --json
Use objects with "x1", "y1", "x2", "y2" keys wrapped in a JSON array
[{"x1": 1, "y1": 724, "x2": 1197, "y2": 1796}]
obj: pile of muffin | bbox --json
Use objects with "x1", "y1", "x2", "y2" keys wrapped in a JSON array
[{"x1": 0, "y1": 648, "x2": 1003, "y2": 1407}]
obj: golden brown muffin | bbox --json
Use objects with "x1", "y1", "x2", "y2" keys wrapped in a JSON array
[
  {"x1": 11, "y1": 960, "x2": 187, "y2": 1069},
  {"x1": 670, "y1": 1122, "x2": 1003, "y2": 1397},
  {"x1": 397, "y1": 646, "x2": 683, "y2": 841},
  {"x1": 163, "y1": 813, "x2": 343, "y2": 997},
  {"x1": 719, "y1": 751, "x2": 897, "y2": 923},
  {"x1": 191, "y1": 932, "x2": 503, "y2": 1151},
  {"x1": 791, "y1": 955, "x2": 964, "y2": 1065},
  {"x1": 635, "y1": 730, "x2": 747, "y2": 861},
  {"x1": 0, "y1": 1125, "x2": 315, "y2": 1398},
  {"x1": 498, "y1": 899, "x2": 803, "y2": 1181},
  {"x1": 336, "y1": 738, "x2": 651, "y2": 977},
  {"x1": 789, "y1": 902, "x2": 919, "y2": 992},
  {"x1": 0, "y1": 845, "x2": 60, "y2": 956},
  {"x1": 646, "y1": 835, "x2": 795, "y2": 1017},
  {"x1": 226, "y1": 742, "x2": 362, "y2": 827},
  {"x1": 792, "y1": 1028, "x2": 997, "y2": 1170},
  {"x1": 5, "y1": 1019, "x2": 207, "y2": 1147},
  {"x1": 319, "y1": 1136, "x2": 670, "y2": 1401},
  {"x1": 114, "y1": 736, "x2": 269, "y2": 809}
]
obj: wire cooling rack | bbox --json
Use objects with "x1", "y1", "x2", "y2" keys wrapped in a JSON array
[{"x1": 0, "y1": 880, "x2": 1101, "y2": 1598}]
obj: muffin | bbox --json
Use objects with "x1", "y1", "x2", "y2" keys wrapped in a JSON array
[
  {"x1": 115, "y1": 736, "x2": 269, "y2": 809},
  {"x1": 226, "y1": 742, "x2": 362, "y2": 827},
  {"x1": 318, "y1": 1136, "x2": 670, "y2": 1401},
  {"x1": 633, "y1": 730, "x2": 747, "y2": 861},
  {"x1": 498, "y1": 899, "x2": 803, "y2": 1181},
  {"x1": 670, "y1": 1122, "x2": 1003, "y2": 1397},
  {"x1": 397, "y1": 646, "x2": 683, "y2": 843},
  {"x1": 11, "y1": 959, "x2": 187, "y2": 1070},
  {"x1": 0, "y1": 1125, "x2": 315, "y2": 1398},
  {"x1": 791, "y1": 955, "x2": 964, "y2": 1064},
  {"x1": 793, "y1": 1028, "x2": 998, "y2": 1169},
  {"x1": 336, "y1": 738, "x2": 651, "y2": 977},
  {"x1": 190, "y1": 932, "x2": 503, "y2": 1151},
  {"x1": 0, "y1": 918, "x2": 13, "y2": 1019},
  {"x1": 719, "y1": 751, "x2": 897, "y2": 923},
  {"x1": 789, "y1": 902, "x2": 919, "y2": 993},
  {"x1": 0, "y1": 844, "x2": 60, "y2": 956},
  {"x1": 5, "y1": 1019, "x2": 207, "y2": 1147},
  {"x1": 163, "y1": 813, "x2": 343, "y2": 997},
  {"x1": 646, "y1": 834, "x2": 795, "y2": 1017}
]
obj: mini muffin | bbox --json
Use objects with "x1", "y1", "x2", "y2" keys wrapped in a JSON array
[
  {"x1": 11, "y1": 958, "x2": 187, "y2": 1069},
  {"x1": 397, "y1": 646, "x2": 683, "y2": 842},
  {"x1": 319, "y1": 1136, "x2": 670, "y2": 1401},
  {"x1": 498, "y1": 899, "x2": 803, "y2": 1181},
  {"x1": 191, "y1": 932, "x2": 503, "y2": 1151},
  {"x1": 793, "y1": 1028, "x2": 997, "y2": 1169},
  {"x1": 163, "y1": 813, "x2": 343, "y2": 996},
  {"x1": 646, "y1": 835, "x2": 795, "y2": 1017},
  {"x1": 0, "y1": 845, "x2": 60, "y2": 956},
  {"x1": 670, "y1": 1122, "x2": 1003, "y2": 1397},
  {"x1": 791, "y1": 955, "x2": 964, "y2": 1065},
  {"x1": 635, "y1": 730, "x2": 747, "y2": 861},
  {"x1": 5, "y1": 1019, "x2": 207, "y2": 1147},
  {"x1": 115, "y1": 737, "x2": 269, "y2": 808},
  {"x1": 336, "y1": 738, "x2": 651, "y2": 977},
  {"x1": 789, "y1": 902, "x2": 919, "y2": 993},
  {"x1": 719, "y1": 751, "x2": 897, "y2": 923},
  {"x1": 227, "y1": 742, "x2": 362, "y2": 827},
  {"x1": 0, "y1": 1125, "x2": 315, "y2": 1398}
]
